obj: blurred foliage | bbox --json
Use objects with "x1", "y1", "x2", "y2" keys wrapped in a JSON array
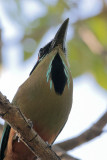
[
  {"x1": 1, "y1": 0, "x2": 107, "y2": 89},
  {"x1": 0, "y1": 29, "x2": 2, "y2": 71}
]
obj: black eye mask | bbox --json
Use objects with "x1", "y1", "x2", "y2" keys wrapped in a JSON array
[
  {"x1": 30, "y1": 41, "x2": 53, "y2": 75},
  {"x1": 38, "y1": 41, "x2": 52, "y2": 60}
]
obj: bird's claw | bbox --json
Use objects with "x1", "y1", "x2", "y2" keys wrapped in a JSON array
[
  {"x1": 27, "y1": 119, "x2": 33, "y2": 128},
  {"x1": 46, "y1": 141, "x2": 52, "y2": 149}
]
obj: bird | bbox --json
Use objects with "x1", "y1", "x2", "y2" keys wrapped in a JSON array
[{"x1": 0, "y1": 18, "x2": 73, "y2": 160}]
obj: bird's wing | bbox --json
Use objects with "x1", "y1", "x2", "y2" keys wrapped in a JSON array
[{"x1": 0, "y1": 123, "x2": 11, "y2": 160}]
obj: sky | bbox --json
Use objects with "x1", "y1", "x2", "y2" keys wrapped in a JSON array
[{"x1": 0, "y1": 0, "x2": 107, "y2": 160}]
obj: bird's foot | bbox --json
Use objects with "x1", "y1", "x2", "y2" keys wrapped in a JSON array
[
  {"x1": 46, "y1": 141, "x2": 52, "y2": 149},
  {"x1": 13, "y1": 132, "x2": 21, "y2": 142},
  {"x1": 27, "y1": 119, "x2": 33, "y2": 128}
]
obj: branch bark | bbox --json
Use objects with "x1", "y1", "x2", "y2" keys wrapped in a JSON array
[
  {"x1": 0, "y1": 92, "x2": 60, "y2": 160},
  {"x1": 53, "y1": 145, "x2": 79, "y2": 160},
  {"x1": 0, "y1": 91, "x2": 106, "y2": 160}
]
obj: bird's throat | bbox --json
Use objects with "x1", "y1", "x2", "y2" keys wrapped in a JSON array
[{"x1": 51, "y1": 53, "x2": 67, "y2": 95}]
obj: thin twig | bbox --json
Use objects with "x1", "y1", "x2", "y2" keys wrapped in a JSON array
[{"x1": 54, "y1": 111, "x2": 107, "y2": 151}]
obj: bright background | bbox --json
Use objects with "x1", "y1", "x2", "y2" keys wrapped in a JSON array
[{"x1": 0, "y1": 0, "x2": 107, "y2": 160}]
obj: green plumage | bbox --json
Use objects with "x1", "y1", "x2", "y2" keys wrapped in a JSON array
[{"x1": 0, "y1": 18, "x2": 73, "y2": 160}]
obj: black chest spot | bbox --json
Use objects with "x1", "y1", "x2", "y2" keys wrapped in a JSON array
[{"x1": 51, "y1": 53, "x2": 67, "y2": 95}]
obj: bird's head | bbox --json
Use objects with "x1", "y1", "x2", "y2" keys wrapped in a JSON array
[{"x1": 30, "y1": 18, "x2": 71, "y2": 95}]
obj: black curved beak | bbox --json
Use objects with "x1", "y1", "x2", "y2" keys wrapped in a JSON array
[{"x1": 51, "y1": 18, "x2": 69, "y2": 50}]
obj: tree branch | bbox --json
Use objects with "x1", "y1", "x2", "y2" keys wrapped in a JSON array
[
  {"x1": 53, "y1": 145, "x2": 79, "y2": 160},
  {"x1": 78, "y1": 27, "x2": 105, "y2": 55},
  {"x1": 54, "y1": 111, "x2": 107, "y2": 151},
  {"x1": 0, "y1": 90, "x2": 106, "y2": 160},
  {"x1": 0, "y1": 92, "x2": 60, "y2": 160}
]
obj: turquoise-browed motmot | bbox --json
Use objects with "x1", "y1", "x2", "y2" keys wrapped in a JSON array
[{"x1": 0, "y1": 18, "x2": 73, "y2": 160}]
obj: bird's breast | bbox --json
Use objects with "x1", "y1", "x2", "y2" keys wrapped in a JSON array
[{"x1": 13, "y1": 51, "x2": 73, "y2": 143}]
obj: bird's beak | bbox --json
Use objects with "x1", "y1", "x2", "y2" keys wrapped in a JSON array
[{"x1": 51, "y1": 18, "x2": 69, "y2": 50}]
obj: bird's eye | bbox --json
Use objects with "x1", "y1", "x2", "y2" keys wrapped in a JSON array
[
  {"x1": 38, "y1": 48, "x2": 44, "y2": 58},
  {"x1": 38, "y1": 41, "x2": 52, "y2": 60},
  {"x1": 40, "y1": 48, "x2": 43, "y2": 52}
]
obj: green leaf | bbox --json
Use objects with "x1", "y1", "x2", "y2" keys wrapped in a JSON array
[{"x1": 24, "y1": 51, "x2": 34, "y2": 61}]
